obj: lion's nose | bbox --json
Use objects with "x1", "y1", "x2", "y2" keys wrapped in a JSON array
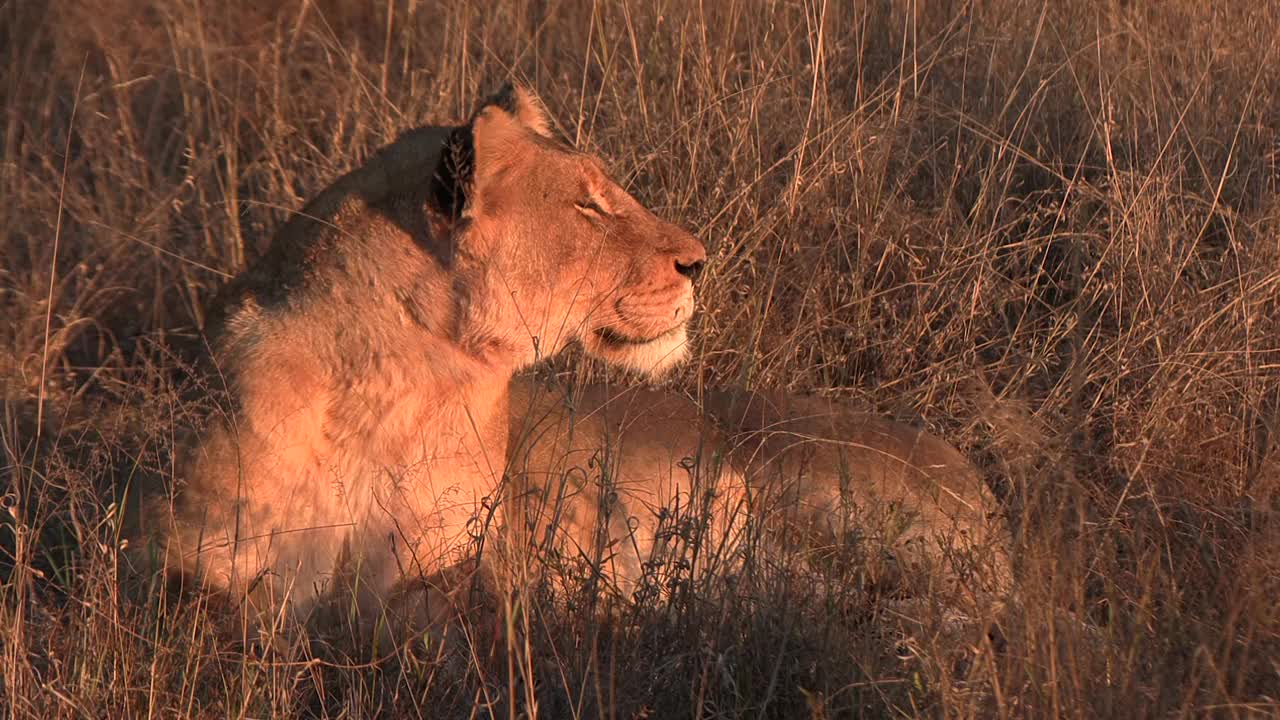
[
  {"x1": 672, "y1": 235, "x2": 708, "y2": 282},
  {"x1": 675, "y1": 258, "x2": 704, "y2": 281}
]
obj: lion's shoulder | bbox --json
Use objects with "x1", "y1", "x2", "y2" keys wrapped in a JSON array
[{"x1": 202, "y1": 125, "x2": 460, "y2": 340}]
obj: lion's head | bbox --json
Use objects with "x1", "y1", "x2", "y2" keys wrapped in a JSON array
[{"x1": 432, "y1": 85, "x2": 706, "y2": 375}]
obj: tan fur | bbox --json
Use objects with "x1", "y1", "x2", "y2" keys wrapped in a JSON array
[
  {"x1": 505, "y1": 375, "x2": 1010, "y2": 602},
  {"x1": 159, "y1": 85, "x2": 707, "y2": 626}
]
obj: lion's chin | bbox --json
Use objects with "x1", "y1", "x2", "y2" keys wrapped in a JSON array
[{"x1": 587, "y1": 324, "x2": 690, "y2": 377}]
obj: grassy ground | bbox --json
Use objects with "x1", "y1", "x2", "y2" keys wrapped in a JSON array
[{"x1": 3, "y1": 0, "x2": 1279, "y2": 717}]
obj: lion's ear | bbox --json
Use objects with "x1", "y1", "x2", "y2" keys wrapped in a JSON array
[
  {"x1": 445, "y1": 95, "x2": 535, "y2": 220},
  {"x1": 480, "y1": 83, "x2": 555, "y2": 138},
  {"x1": 430, "y1": 84, "x2": 553, "y2": 219}
]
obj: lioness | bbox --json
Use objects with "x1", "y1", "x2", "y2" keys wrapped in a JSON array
[
  {"x1": 505, "y1": 375, "x2": 1009, "y2": 605},
  {"x1": 159, "y1": 85, "x2": 707, "y2": 625}
]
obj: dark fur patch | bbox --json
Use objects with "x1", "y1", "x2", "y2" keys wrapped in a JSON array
[
  {"x1": 430, "y1": 124, "x2": 473, "y2": 219},
  {"x1": 485, "y1": 82, "x2": 520, "y2": 117}
]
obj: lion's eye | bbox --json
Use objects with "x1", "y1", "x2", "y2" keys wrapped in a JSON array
[{"x1": 575, "y1": 197, "x2": 609, "y2": 217}]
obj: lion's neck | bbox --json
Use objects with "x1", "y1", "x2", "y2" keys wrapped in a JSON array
[
  {"x1": 327, "y1": 245, "x2": 517, "y2": 474},
  {"x1": 270, "y1": 206, "x2": 528, "y2": 491}
]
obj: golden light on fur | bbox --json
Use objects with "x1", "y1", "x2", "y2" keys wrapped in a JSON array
[
  {"x1": 157, "y1": 84, "x2": 707, "y2": 628},
  {"x1": 505, "y1": 376, "x2": 1011, "y2": 601}
]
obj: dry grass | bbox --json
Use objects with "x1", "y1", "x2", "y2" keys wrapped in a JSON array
[{"x1": 3, "y1": 0, "x2": 1279, "y2": 717}]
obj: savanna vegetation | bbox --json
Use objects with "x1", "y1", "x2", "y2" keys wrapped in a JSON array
[{"x1": 2, "y1": 0, "x2": 1278, "y2": 717}]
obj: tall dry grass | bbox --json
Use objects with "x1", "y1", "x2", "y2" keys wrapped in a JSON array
[{"x1": 2, "y1": 0, "x2": 1278, "y2": 717}]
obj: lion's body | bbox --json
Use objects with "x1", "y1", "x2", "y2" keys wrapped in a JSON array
[
  {"x1": 167, "y1": 126, "x2": 507, "y2": 618},
  {"x1": 158, "y1": 87, "x2": 707, "y2": 625},
  {"x1": 506, "y1": 376, "x2": 1009, "y2": 599},
  {"x1": 155, "y1": 85, "x2": 1005, "y2": 635}
]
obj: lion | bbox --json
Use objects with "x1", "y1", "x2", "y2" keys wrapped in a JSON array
[
  {"x1": 504, "y1": 375, "x2": 1010, "y2": 609},
  {"x1": 153, "y1": 83, "x2": 1008, "y2": 642},
  {"x1": 156, "y1": 84, "x2": 707, "y2": 628}
]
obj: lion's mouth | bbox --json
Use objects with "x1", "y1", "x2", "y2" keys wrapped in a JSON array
[{"x1": 593, "y1": 324, "x2": 682, "y2": 348}]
